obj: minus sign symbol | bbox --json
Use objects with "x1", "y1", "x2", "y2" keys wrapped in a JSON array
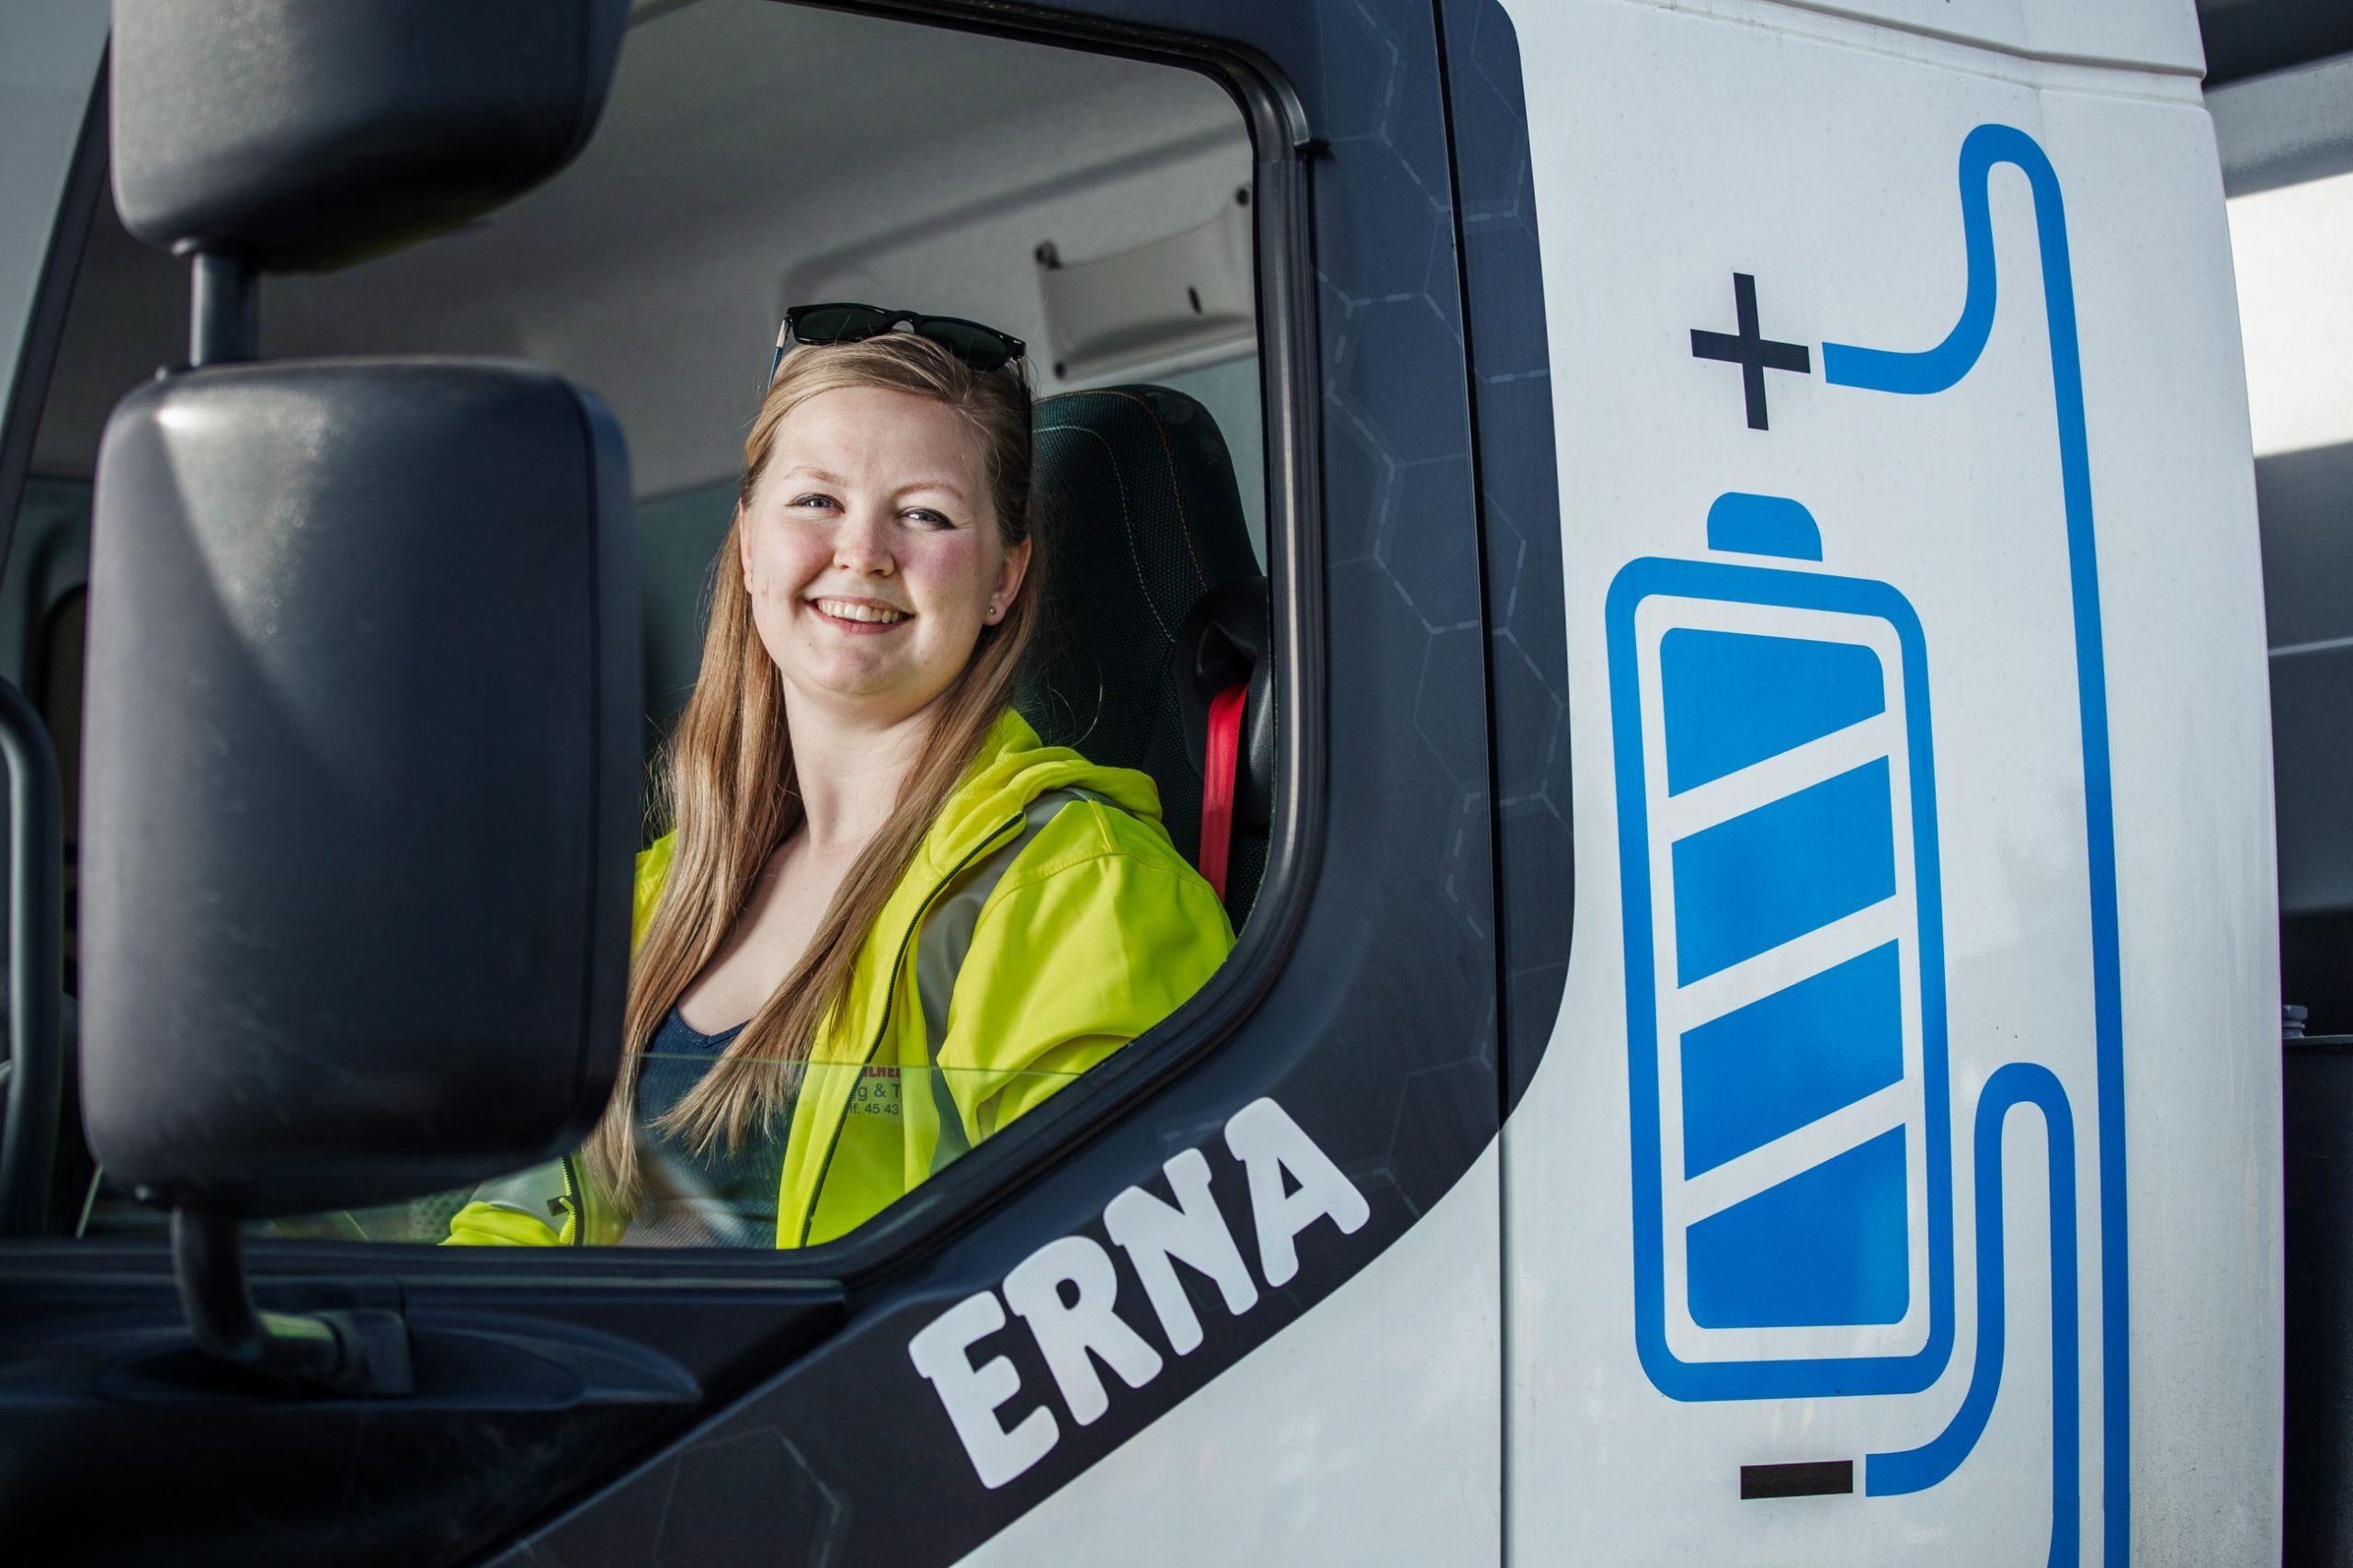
[{"x1": 1740, "y1": 1460, "x2": 1856, "y2": 1499}]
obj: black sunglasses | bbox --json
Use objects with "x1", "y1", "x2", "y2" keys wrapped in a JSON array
[{"x1": 767, "y1": 302, "x2": 1029, "y2": 389}]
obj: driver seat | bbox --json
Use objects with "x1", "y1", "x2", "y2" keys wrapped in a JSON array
[{"x1": 1020, "y1": 384, "x2": 1272, "y2": 925}]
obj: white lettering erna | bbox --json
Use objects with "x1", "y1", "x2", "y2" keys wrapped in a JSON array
[{"x1": 905, "y1": 1096, "x2": 1371, "y2": 1488}]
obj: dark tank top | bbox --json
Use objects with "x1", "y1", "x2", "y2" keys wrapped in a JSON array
[{"x1": 631, "y1": 1006, "x2": 787, "y2": 1246}]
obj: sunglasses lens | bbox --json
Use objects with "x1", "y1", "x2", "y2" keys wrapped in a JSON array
[
  {"x1": 792, "y1": 304, "x2": 892, "y2": 345},
  {"x1": 921, "y1": 320, "x2": 1016, "y2": 371}
]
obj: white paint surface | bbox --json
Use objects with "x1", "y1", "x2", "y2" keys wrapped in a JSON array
[
  {"x1": 1557, "y1": 0, "x2": 2204, "y2": 79},
  {"x1": 1754, "y1": 0, "x2": 2202, "y2": 75}
]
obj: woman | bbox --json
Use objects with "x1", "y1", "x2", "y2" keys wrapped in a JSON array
[{"x1": 449, "y1": 313, "x2": 1233, "y2": 1248}]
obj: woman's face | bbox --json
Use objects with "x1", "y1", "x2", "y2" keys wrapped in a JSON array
[{"x1": 738, "y1": 385, "x2": 1028, "y2": 727}]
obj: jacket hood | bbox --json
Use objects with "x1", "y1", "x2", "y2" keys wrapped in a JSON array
[{"x1": 918, "y1": 708, "x2": 1164, "y2": 872}]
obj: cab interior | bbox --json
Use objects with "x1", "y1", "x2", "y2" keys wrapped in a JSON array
[{"x1": 4, "y1": 0, "x2": 1279, "y2": 1238}]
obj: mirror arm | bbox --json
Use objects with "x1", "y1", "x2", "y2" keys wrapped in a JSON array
[
  {"x1": 171, "y1": 1208, "x2": 415, "y2": 1395},
  {"x1": 0, "y1": 677, "x2": 61, "y2": 1236},
  {"x1": 187, "y1": 249, "x2": 257, "y2": 368}
]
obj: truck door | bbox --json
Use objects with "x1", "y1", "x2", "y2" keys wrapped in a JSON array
[{"x1": 1499, "y1": 1, "x2": 2280, "y2": 1564}]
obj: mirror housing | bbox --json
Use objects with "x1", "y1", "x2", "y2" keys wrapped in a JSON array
[
  {"x1": 80, "y1": 361, "x2": 638, "y2": 1220},
  {"x1": 110, "y1": 0, "x2": 629, "y2": 270}
]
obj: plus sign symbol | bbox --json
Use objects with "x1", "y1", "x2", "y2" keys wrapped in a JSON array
[{"x1": 1690, "y1": 272, "x2": 1812, "y2": 431}]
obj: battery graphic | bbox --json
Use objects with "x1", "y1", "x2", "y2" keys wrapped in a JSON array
[{"x1": 1608, "y1": 494, "x2": 1954, "y2": 1403}]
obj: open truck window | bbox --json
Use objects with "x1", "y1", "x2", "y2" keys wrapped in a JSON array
[{"x1": 10, "y1": 0, "x2": 1294, "y2": 1251}]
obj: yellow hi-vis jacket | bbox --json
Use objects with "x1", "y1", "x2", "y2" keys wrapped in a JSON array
[{"x1": 445, "y1": 709, "x2": 1235, "y2": 1249}]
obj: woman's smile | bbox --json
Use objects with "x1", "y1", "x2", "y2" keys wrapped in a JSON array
[{"x1": 807, "y1": 595, "x2": 913, "y2": 631}]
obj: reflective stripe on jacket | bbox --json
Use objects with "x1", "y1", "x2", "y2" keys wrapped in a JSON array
[{"x1": 445, "y1": 708, "x2": 1235, "y2": 1248}]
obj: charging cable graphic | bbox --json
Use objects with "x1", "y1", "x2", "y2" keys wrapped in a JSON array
[{"x1": 1824, "y1": 123, "x2": 2125, "y2": 1568}]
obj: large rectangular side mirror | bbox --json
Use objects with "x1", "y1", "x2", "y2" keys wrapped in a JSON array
[
  {"x1": 81, "y1": 362, "x2": 638, "y2": 1221},
  {"x1": 76, "y1": 0, "x2": 638, "y2": 1401}
]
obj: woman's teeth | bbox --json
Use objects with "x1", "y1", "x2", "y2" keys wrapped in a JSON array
[{"x1": 813, "y1": 598, "x2": 908, "y2": 624}]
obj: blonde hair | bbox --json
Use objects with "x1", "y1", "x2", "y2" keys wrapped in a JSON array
[{"x1": 586, "y1": 332, "x2": 1038, "y2": 1209}]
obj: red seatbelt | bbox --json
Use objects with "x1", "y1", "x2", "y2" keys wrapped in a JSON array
[{"x1": 1198, "y1": 681, "x2": 1248, "y2": 902}]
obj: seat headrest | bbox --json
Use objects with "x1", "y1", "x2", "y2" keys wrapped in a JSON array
[{"x1": 1023, "y1": 385, "x2": 1258, "y2": 862}]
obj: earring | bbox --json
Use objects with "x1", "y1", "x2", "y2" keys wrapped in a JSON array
[{"x1": 986, "y1": 602, "x2": 1002, "y2": 623}]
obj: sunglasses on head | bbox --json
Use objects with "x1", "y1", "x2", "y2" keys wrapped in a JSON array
[{"x1": 767, "y1": 303, "x2": 1029, "y2": 390}]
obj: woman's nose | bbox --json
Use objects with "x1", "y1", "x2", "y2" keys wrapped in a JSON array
[{"x1": 833, "y1": 506, "x2": 896, "y2": 575}]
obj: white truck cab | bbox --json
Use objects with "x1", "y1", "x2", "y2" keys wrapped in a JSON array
[{"x1": 0, "y1": 2, "x2": 2336, "y2": 1565}]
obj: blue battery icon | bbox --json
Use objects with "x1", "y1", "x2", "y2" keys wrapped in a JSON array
[{"x1": 1608, "y1": 493, "x2": 1954, "y2": 1403}]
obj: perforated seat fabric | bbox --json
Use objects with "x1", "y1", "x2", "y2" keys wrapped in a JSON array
[{"x1": 1019, "y1": 384, "x2": 1260, "y2": 889}]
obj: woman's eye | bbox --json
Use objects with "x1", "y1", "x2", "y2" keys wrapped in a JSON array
[
  {"x1": 903, "y1": 507, "x2": 956, "y2": 529},
  {"x1": 790, "y1": 494, "x2": 837, "y2": 512}
]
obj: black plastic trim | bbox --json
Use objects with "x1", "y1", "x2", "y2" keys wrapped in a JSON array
[
  {"x1": 1437, "y1": 0, "x2": 1573, "y2": 1112},
  {"x1": 0, "y1": 675, "x2": 63, "y2": 1237},
  {"x1": 1431, "y1": 0, "x2": 1509, "y2": 1134}
]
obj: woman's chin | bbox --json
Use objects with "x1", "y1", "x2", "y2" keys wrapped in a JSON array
[{"x1": 782, "y1": 660, "x2": 953, "y2": 724}]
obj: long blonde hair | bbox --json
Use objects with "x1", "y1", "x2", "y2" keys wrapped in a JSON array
[{"x1": 586, "y1": 332, "x2": 1039, "y2": 1208}]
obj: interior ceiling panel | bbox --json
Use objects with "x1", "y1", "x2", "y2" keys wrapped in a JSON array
[
  {"x1": 32, "y1": 0, "x2": 1247, "y2": 481},
  {"x1": 401, "y1": 0, "x2": 1242, "y2": 293}
]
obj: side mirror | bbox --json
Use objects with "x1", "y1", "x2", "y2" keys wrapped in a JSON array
[
  {"x1": 82, "y1": 364, "x2": 638, "y2": 1388},
  {"x1": 111, "y1": 0, "x2": 630, "y2": 270},
  {"x1": 83, "y1": 0, "x2": 637, "y2": 1395},
  {"x1": 82, "y1": 362, "x2": 638, "y2": 1216}
]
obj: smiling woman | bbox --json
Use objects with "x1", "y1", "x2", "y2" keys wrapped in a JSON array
[
  {"x1": 746, "y1": 384, "x2": 1025, "y2": 721},
  {"x1": 448, "y1": 328, "x2": 1235, "y2": 1248}
]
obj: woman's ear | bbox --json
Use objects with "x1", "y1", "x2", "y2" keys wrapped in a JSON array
[{"x1": 993, "y1": 535, "x2": 1033, "y2": 619}]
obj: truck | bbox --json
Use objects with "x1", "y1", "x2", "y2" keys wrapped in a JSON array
[{"x1": 0, "y1": 0, "x2": 2344, "y2": 1563}]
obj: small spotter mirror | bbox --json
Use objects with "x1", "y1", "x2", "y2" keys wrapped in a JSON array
[{"x1": 111, "y1": 0, "x2": 629, "y2": 271}]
